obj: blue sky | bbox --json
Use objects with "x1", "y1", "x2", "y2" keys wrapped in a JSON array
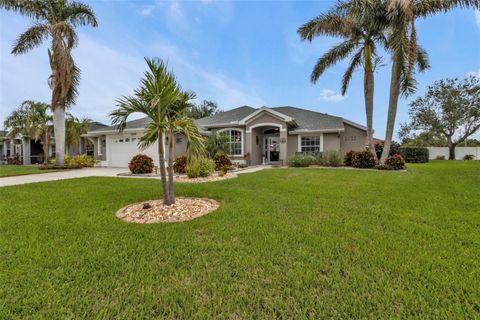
[{"x1": 1, "y1": 1, "x2": 479, "y2": 139}]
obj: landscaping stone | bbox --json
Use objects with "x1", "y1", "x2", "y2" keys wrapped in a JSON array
[{"x1": 115, "y1": 197, "x2": 220, "y2": 224}]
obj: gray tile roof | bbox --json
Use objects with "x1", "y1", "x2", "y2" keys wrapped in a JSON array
[{"x1": 87, "y1": 105, "x2": 365, "y2": 133}]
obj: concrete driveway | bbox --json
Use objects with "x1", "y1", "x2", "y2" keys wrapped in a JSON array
[{"x1": 0, "y1": 167, "x2": 129, "y2": 187}]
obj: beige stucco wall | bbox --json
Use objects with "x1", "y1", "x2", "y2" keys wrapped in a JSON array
[
  {"x1": 245, "y1": 113, "x2": 287, "y2": 131},
  {"x1": 287, "y1": 135, "x2": 298, "y2": 156},
  {"x1": 173, "y1": 133, "x2": 188, "y2": 158},
  {"x1": 247, "y1": 127, "x2": 263, "y2": 165},
  {"x1": 340, "y1": 124, "x2": 367, "y2": 154},
  {"x1": 323, "y1": 133, "x2": 341, "y2": 151}
]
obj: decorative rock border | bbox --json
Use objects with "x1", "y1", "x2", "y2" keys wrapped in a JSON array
[
  {"x1": 174, "y1": 173, "x2": 238, "y2": 183},
  {"x1": 116, "y1": 197, "x2": 220, "y2": 224}
]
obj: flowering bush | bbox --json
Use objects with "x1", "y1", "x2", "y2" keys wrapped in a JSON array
[
  {"x1": 128, "y1": 154, "x2": 154, "y2": 174},
  {"x1": 173, "y1": 155, "x2": 187, "y2": 174},
  {"x1": 385, "y1": 154, "x2": 406, "y2": 170},
  {"x1": 344, "y1": 150, "x2": 357, "y2": 167},
  {"x1": 351, "y1": 150, "x2": 376, "y2": 168},
  {"x1": 213, "y1": 152, "x2": 232, "y2": 171}
]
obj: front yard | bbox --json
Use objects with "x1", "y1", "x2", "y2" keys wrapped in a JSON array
[
  {"x1": 0, "y1": 165, "x2": 60, "y2": 177},
  {"x1": 0, "y1": 161, "x2": 478, "y2": 318}
]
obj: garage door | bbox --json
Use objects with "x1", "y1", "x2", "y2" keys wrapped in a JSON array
[{"x1": 108, "y1": 135, "x2": 159, "y2": 167}]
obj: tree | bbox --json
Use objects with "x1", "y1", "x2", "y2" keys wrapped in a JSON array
[
  {"x1": 398, "y1": 129, "x2": 447, "y2": 147},
  {"x1": 4, "y1": 100, "x2": 52, "y2": 164},
  {"x1": 378, "y1": 0, "x2": 479, "y2": 163},
  {"x1": 66, "y1": 114, "x2": 92, "y2": 154},
  {"x1": 111, "y1": 58, "x2": 204, "y2": 205},
  {"x1": 186, "y1": 100, "x2": 221, "y2": 119},
  {"x1": 401, "y1": 76, "x2": 480, "y2": 160},
  {"x1": 298, "y1": 2, "x2": 386, "y2": 158},
  {"x1": 205, "y1": 131, "x2": 230, "y2": 158},
  {"x1": 1, "y1": 0, "x2": 97, "y2": 165}
]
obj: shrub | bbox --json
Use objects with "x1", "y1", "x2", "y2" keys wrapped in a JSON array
[
  {"x1": 463, "y1": 154, "x2": 475, "y2": 160},
  {"x1": 221, "y1": 164, "x2": 229, "y2": 175},
  {"x1": 213, "y1": 152, "x2": 232, "y2": 171},
  {"x1": 288, "y1": 153, "x2": 315, "y2": 167},
  {"x1": 324, "y1": 150, "x2": 344, "y2": 167},
  {"x1": 398, "y1": 147, "x2": 429, "y2": 163},
  {"x1": 344, "y1": 150, "x2": 357, "y2": 167},
  {"x1": 65, "y1": 154, "x2": 95, "y2": 168},
  {"x1": 173, "y1": 155, "x2": 187, "y2": 174},
  {"x1": 435, "y1": 155, "x2": 446, "y2": 160},
  {"x1": 375, "y1": 141, "x2": 400, "y2": 159},
  {"x1": 205, "y1": 132, "x2": 230, "y2": 158},
  {"x1": 128, "y1": 154, "x2": 154, "y2": 174},
  {"x1": 186, "y1": 158, "x2": 214, "y2": 178},
  {"x1": 351, "y1": 150, "x2": 376, "y2": 168},
  {"x1": 385, "y1": 154, "x2": 406, "y2": 170}
]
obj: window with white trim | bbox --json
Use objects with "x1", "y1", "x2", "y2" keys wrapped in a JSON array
[
  {"x1": 221, "y1": 129, "x2": 242, "y2": 156},
  {"x1": 300, "y1": 136, "x2": 321, "y2": 152}
]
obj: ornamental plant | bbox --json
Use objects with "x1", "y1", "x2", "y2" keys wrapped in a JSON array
[
  {"x1": 344, "y1": 150, "x2": 356, "y2": 167},
  {"x1": 384, "y1": 154, "x2": 406, "y2": 170},
  {"x1": 351, "y1": 150, "x2": 376, "y2": 168},
  {"x1": 213, "y1": 152, "x2": 232, "y2": 171},
  {"x1": 173, "y1": 155, "x2": 187, "y2": 174},
  {"x1": 129, "y1": 154, "x2": 154, "y2": 174}
]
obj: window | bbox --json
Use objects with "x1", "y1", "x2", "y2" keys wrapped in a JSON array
[
  {"x1": 300, "y1": 135, "x2": 321, "y2": 152},
  {"x1": 221, "y1": 129, "x2": 242, "y2": 156},
  {"x1": 345, "y1": 135, "x2": 356, "y2": 142}
]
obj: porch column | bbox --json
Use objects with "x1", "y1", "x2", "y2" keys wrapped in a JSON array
[
  {"x1": 22, "y1": 138, "x2": 31, "y2": 165},
  {"x1": 245, "y1": 132, "x2": 252, "y2": 166},
  {"x1": 279, "y1": 130, "x2": 287, "y2": 166}
]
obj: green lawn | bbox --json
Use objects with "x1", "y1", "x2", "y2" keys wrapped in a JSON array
[
  {"x1": 0, "y1": 161, "x2": 479, "y2": 318},
  {"x1": 0, "y1": 165, "x2": 60, "y2": 177}
]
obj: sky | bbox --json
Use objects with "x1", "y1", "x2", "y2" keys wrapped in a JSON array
[{"x1": 1, "y1": 0, "x2": 479, "y2": 140}]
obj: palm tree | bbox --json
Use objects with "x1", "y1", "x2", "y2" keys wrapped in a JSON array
[
  {"x1": 1, "y1": 0, "x2": 97, "y2": 165},
  {"x1": 4, "y1": 101, "x2": 52, "y2": 164},
  {"x1": 111, "y1": 58, "x2": 204, "y2": 206},
  {"x1": 298, "y1": 3, "x2": 386, "y2": 158},
  {"x1": 66, "y1": 114, "x2": 92, "y2": 154},
  {"x1": 379, "y1": 0, "x2": 479, "y2": 163}
]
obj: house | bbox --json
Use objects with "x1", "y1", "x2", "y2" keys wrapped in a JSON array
[
  {"x1": 1, "y1": 122, "x2": 107, "y2": 164},
  {"x1": 85, "y1": 106, "x2": 368, "y2": 167}
]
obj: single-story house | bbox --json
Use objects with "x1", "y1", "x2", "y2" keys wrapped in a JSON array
[
  {"x1": 85, "y1": 106, "x2": 368, "y2": 167},
  {"x1": 1, "y1": 122, "x2": 107, "y2": 164}
]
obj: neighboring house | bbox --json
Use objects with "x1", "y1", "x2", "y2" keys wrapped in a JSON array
[
  {"x1": 85, "y1": 106, "x2": 368, "y2": 167},
  {"x1": 1, "y1": 122, "x2": 107, "y2": 164}
]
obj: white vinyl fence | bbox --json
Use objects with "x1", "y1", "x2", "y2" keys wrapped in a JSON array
[{"x1": 427, "y1": 147, "x2": 480, "y2": 160}]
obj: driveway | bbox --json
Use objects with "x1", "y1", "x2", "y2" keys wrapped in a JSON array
[
  {"x1": 0, "y1": 165, "x2": 271, "y2": 188},
  {"x1": 0, "y1": 168, "x2": 128, "y2": 187}
]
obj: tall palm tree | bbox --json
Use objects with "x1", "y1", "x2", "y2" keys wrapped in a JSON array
[
  {"x1": 298, "y1": 2, "x2": 386, "y2": 158},
  {"x1": 4, "y1": 101, "x2": 52, "y2": 164},
  {"x1": 1, "y1": 0, "x2": 97, "y2": 165},
  {"x1": 111, "y1": 58, "x2": 204, "y2": 206},
  {"x1": 66, "y1": 114, "x2": 92, "y2": 154},
  {"x1": 379, "y1": 0, "x2": 479, "y2": 163}
]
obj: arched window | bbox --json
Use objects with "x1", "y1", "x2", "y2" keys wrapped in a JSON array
[{"x1": 219, "y1": 129, "x2": 243, "y2": 156}]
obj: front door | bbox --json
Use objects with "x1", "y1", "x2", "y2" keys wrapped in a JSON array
[{"x1": 264, "y1": 136, "x2": 280, "y2": 163}]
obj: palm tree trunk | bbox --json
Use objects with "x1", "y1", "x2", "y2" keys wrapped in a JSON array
[
  {"x1": 380, "y1": 54, "x2": 401, "y2": 164},
  {"x1": 52, "y1": 106, "x2": 66, "y2": 165},
  {"x1": 364, "y1": 71, "x2": 375, "y2": 159},
  {"x1": 167, "y1": 131, "x2": 175, "y2": 205},
  {"x1": 158, "y1": 130, "x2": 170, "y2": 205},
  {"x1": 43, "y1": 127, "x2": 50, "y2": 164}
]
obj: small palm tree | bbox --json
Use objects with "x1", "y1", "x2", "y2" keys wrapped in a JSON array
[
  {"x1": 298, "y1": 2, "x2": 387, "y2": 158},
  {"x1": 1, "y1": 0, "x2": 97, "y2": 165},
  {"x1": 111, "y1": 58, "x2": 204, "y2": 205},
  {"x1": 66, "y1": 114, "x2": 92, "y2": 154},
  {"x1": 4, "y1": 101, "x2": 52, "y2": 164}
]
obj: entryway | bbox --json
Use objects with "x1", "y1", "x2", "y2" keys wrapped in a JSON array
[{"x1": 264, "y1": 136, "x2": 280, "y2": 164}]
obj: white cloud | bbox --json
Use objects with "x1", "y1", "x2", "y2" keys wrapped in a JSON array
[
  {"x1": 319, "y1": 89, "x2": 345, "y2": 102},
  {"x1": 137, "y1": 6, "x2": 155, "y2": 16},
  {"x1": 468, "y1": 69, "x2": 480, "y2": 78},
  {"x1": 475, "y1": 10, "x2": 480, "y2": 29}
]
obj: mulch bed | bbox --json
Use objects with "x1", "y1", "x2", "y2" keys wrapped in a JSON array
[{"x1": 115, "y1": 197, "x2": 219, "y2": 224}]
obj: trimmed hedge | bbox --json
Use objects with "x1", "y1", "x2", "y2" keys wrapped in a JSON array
[
  {"x1": 351, "y1": 151, "x2": 376, "y2": 168},
  {"x1": 385, "y1": 154, "x2": 406, "y2": 170},
  {"x1": 288, "y1": 153, "x2": 315, "y2": 167},
  {"x1": 129, "y1": 154, "x2": 154, "y2": 174},
  {"x1": 398, "y1": 147, "x2": 429, "y2": 163}
]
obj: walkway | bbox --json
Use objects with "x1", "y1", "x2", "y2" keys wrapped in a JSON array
[{"x1": 0, "y1": 165, "x2": 271, "y2": 188}]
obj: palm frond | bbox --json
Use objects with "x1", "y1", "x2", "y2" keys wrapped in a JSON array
[
  {"x1": 298, "y1": 12, "x2": 358, "y2": 41},
  {"x1": 11, "y1": 23, "x2": 49, "y2": 55},
  {"x1": 311, "y1": 40, "x2": 357, "y2": 84},
  {"x1": 341, "y1": 49, "x2": 363, "y2": 95},
  {"x1": 0, "y1": 0, "x2": 49, "y2": 20},
  {"x1": 64, "y1": 1, "x2": 98, "y2": 27}
]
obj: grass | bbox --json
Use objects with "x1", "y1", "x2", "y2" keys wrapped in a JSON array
[
  {"x1": 0, "y1": 161, "x2": 479, "y2": 318},
  {"x1": 0, "y1": 165, "x2": 60, "y2": 177}
]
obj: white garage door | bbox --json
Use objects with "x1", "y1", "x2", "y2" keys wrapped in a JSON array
[{"x1": 107, "y1": 134, "x2": 160, "y2": 168}]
